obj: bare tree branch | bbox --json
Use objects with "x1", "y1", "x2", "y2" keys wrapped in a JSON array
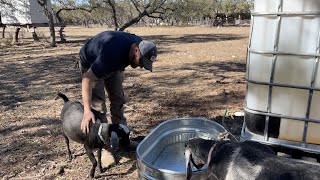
[
  {"x1": 55, "y1": 0, "x2": 100, "y2": 14},
  {"x1": 117, "y1": 0, "x2": 169, "y2": 31},
  {"x1": 56, "y1": 6, "x2": 99, "y2": 14},
  {"x1": 52, "y1": 0, "x2": 172, "y2": 31},
  {"x1": 105, "y1": 0, "x2": 119, "y2": 30},
  {"x1": 147, "y1": 14, "x2": 163, "y2": 19},
  {"x1": 54, "y1": 1, "x2": 100, "y2": 24},
  {"x1": 129, "y1": 0, "x2": 142, "y2": 14}
]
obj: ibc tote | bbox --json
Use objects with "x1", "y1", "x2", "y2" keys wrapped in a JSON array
[{"x1": 241, "y1": 0, "x2": 320, "y2": 154}]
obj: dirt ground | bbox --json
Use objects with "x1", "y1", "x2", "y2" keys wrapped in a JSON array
[{"x1": 0, "y1": 25, "x2": 249, "y2": 179}]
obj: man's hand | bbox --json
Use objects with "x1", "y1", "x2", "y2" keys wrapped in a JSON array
[
  {"x1": 81, "y1": 110, "x2": 96, "y2": 134},
  {"x1": 81, "y1": 68, "x2": 97, "y2": 134}
]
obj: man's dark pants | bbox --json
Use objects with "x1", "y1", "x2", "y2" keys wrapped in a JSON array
[{"x1": 79, "y1": 63, "x2": 127, "y2": 125}]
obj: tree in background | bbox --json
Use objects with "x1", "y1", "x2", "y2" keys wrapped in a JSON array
[
  {"x1": 54, "y1": 0, "x2": 100, "y2": 26},
  {"x1": 37, "y1": 0, "x2": 56, "y2": 47},
  {"x1": 117, "y1": 0, "x2": 172, "y2": 31},
  {"x1": 52, "y1": 0, "x2": 172, "y2": 31},
  {"x1": 52, "y1": 0, "x2": 252, "y2": 28},
  {"x1": 0, "y1": 0, "x2": 12, "y2": 39},
  {"x1": 170, "y1": 0, "x2": 217, "y2": 25},
  {"x1": 221, "y1": 0, "x2": 236, "y2": 17},
  {"x1": 236, "y1": 0, "x2": 252, "y2": 19},
  {"x1": 0, "y1": 0, "x2": 253, "y2": 45},
  {"x1": 0, "y1": 13, "x2": 5, "y2": 38}
]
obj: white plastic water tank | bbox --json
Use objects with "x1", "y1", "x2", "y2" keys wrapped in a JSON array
[{"x1": 246, "y1": 0, "x2": 320, "y2": 144}]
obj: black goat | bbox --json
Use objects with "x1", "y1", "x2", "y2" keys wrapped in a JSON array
[
  {"x1": 56, "y1": 92, "x2": 130, "y2": 178},
  {"x1": 185, "y1": 138, "x2": 320, "y2": 180}
]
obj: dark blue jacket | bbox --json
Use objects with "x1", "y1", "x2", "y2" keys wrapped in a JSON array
[{"x1": 79, "y1": 31, "x2": 142, "y2": 78}]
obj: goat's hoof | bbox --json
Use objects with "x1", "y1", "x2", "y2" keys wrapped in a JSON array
[
  {"x1": 100, "y1": 168, "x2": 106, "y2": 173},
  {"x1": 88, "y1": 173, "x2": 95, "y2": 179},
  {"x1": 67, "y1": 154, "x2": 74, "y2": 161},
  {"x1": 291, "y1": 154, "x2": 302, "y2": 159},
  {"x1": 88, "y1": 170, "x2": 95, "y2": 179}
]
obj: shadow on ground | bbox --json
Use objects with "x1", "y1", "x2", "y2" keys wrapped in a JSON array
[
  {"x1": 0, "y1": 32, "x2": 246, "y2": 112},
  {"x1": 0, "y1": 52, "x2": 80, "y2": 111}
]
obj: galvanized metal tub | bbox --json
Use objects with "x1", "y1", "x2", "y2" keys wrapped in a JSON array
[{"x1": 136, "y1": 118, "x2": 226, "y2": 180}]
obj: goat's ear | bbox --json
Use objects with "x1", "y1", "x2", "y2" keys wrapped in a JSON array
[
  {"x1": 110, "y1": 131, "x2": 119, "y2": 150},
  {"x1": 185, "y1": 149, "x2": 193, "y2": 180}
]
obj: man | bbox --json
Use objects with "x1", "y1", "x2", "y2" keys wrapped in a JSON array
[{"x1": 79, "y1": 31, "x2": 157, "y2": 134}]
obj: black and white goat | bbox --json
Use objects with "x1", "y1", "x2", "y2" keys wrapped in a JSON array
[
  {"x1": 56, "y1": 92, "x2": 130, "y2": 178},
  {"x1": 185, "y1": 138, "x2": 320, "y2": 180}
]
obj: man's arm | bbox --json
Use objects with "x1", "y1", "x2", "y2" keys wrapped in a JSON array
[{"x1": 81, "y1": 68, "x2": 97, "y2": 134}]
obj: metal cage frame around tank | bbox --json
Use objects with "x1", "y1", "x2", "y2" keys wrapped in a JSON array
[{"x1": 241, "y1": 0, "x2": 320, "y2": 154}]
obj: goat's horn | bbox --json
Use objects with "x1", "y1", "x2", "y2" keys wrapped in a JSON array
[{"x1": 185, "y1": 149, "x2": 193, "y2": 180}]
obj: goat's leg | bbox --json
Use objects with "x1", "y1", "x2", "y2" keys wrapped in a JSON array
[
  {"x1": 111, "y1": 150, "x2": 121, "y2": 165},
  {"x1": 84, "y1": 144, "x2": 97, "y2": 178},
  {"x1": 316, "y1": 155, "x2": 320, "y2": 163},
  {"x1": 97, "y1": 147, "x2": 105, "y2": 173},
  {"x1": 63, "y1": 133, "x2": 72, "y2": 160}
]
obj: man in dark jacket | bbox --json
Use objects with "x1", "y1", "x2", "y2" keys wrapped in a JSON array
[{"x1": 79, "y1": 31, "x2": 157, "y2": 134}]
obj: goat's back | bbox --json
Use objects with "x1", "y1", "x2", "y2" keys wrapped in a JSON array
[
  {"x1": 255, "y1": 156, "x2": 320, "y2": 180},
  {"x1": 213, "y1": 141, "x2": 320, "y2": 180},
  {"x1": 61, "y1": 101, "x2": 86, "y2": 144}
]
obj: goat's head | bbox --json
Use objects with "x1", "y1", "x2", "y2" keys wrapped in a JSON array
[
  {"x1": 108, "y1": 124, "x2": 131, "y2": 151},
  {"x1": 185, "y1": 138, "x2": 218, "y2": 180}
]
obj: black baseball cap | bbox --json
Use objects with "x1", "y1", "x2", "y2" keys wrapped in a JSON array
[{"x1": 139, "y1": 40, "x2": 157, "y2": 72}]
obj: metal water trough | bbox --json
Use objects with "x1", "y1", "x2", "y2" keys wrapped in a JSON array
[{"x1": 136, "y1": 118, "x2": 226, "y2": 180}]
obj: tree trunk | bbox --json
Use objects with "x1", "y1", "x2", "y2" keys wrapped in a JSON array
[
  {"x1": 59, "y1": 26, "x2": 66, "y2": 43},
  {"x1": 32, "y1": 28, "x2": 40, "y2": 41},
  {"x1": 32, "y1": 32, "x2": 40, "y2": 41},
  {"x1": 12, "y1": 27, "x2": 21, "y2": 44},
  {"x1": 118, "y1": 11, "x2": 147, "y2": 31},
  {"x1": 107, "y1": 0, "x2": 119, "y2": 30},
  {"x1": 2, "y1": 26, "x2": 5, "y2": 38},
  {"x1": 49, "y1": 18, "x2": 56, "y2": 47},
  {"x1": 56, "y1": 10, "x2": 66, "y2": 43},
  {"x1": 38, "y1": 0, "x2": 56, "y2": 47},
  {"x1": 46, "y1": 6, "x2": 56, "y2": 47}
]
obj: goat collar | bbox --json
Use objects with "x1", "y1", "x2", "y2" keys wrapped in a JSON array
[{"x1": 98, "y1": 123, "x2": 107, "y2": 144}]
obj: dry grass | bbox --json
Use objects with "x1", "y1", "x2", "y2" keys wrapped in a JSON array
[{"x1": 0, "y1": 25, "x2": 249, "y2": 179}]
